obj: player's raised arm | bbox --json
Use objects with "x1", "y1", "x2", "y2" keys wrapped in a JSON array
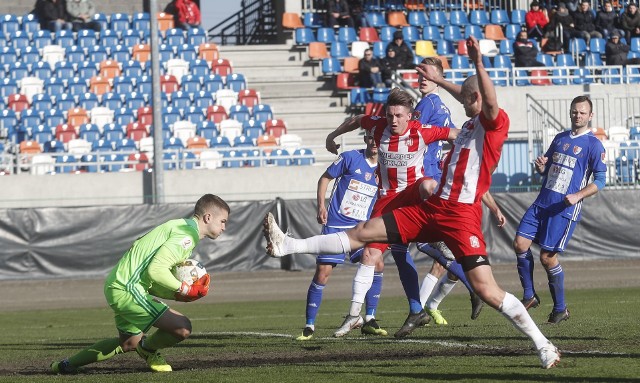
[
  {"x1": 466, "y1": 36, "x2": 499, "y2": 121},
  {"x1": 326, "y1": 115, "x2": 365, "y2": 154},
  {"x1": 416, "y1": 62, "x2": 463, "y2": 103}
]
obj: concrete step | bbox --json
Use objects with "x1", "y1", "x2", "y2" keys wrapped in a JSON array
[
  {"x1": 220, "y1": 45, "x2": 306, "y2": 66},
  {"x1": 251, "y1": 80, "x2": 335, "y2": 97},
  {"x1": 266, "y1": 96, "x2": 346, "y2": 113}
]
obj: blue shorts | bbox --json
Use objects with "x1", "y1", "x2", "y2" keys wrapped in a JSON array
[
  {"x1": 516, "y1": 204, "x2": 578, "y2": 252},
  {"x1": 317, "y1": 226, "x2": 363, "y2": 265}
]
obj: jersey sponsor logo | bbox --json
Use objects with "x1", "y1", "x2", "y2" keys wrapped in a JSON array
[
  {"x1": 347, "y1": 179, "x2": 377, "y2": 196},
  {"x1": 333, "y1": 156, "x2": 343, "y2": 165},
  {"x1": 181, "y1": 237, "x2": 193, "y2": 250},
  {"x1": 470, "y1": 235, "x2": 480, "y2": 248},
  {"x1": 563, "y1": 143, "x2": 571, "y2": 152},
  {"x1": 551, "y1": 152, "x2": 577, "y2": 168},
  {"x1": 573, "y1": 145, "x2": 582, "y2": 155}
]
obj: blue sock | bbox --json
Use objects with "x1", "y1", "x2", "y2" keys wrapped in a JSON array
[
  {"x1": 547, "y1": 264, "x2": 565, "y2": 312},
  {"x1": 516, "y1": 249, "x2": 535, "y2": 300},
  {"x1": 305, "y1": 280, "x2": 325, "y2": 326},
  {"x1": 419, "y1": 243, "x2": 474, "y2": 293},
  {"x1": 391, "y1": 244, "x2": 423, "y2": 314},
  {"x1": 365, "y1": 272, "x2": 383, "y2": 317}
]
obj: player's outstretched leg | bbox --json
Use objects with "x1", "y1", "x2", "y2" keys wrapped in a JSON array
[{"x1": 51, "y1": 338, "x2": 124, "y2": 374}]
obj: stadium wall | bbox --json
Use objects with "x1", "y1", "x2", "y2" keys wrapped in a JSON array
[
  {"x1": 1, "y1": 0, "x2": 173, "y2": 15},
  {"x1": 0, "y1": 189, "x2": 638, "y2": 280}
]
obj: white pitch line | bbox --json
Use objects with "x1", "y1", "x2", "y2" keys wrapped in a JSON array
[{"x1": 198, "y1": 331, "x2": 627, "y2": 356}]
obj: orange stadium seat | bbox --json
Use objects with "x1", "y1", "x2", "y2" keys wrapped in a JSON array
[
  {"x1": 282, "y1": 12, "x2": 304, "y2": 29},
  {"x1": 257, "y1": 134, "x2": 278, "y2": 153},
  {"x1": 157, "y1": 12, "x2": 175, "y2": 32},
  {"x1": 387, "y1": 11, "x2": 409, "y2": 27},
  {"x1": 68, "y1": 108, "x2": 89, "y2": 127},
  {"x1": 308, "y1": 42, "x2": 330, "y2": 60},
  {"x1": 19, "y1": 140, "x2": 43, "y2": 154},
  {"x1": 132, "y1": 44, "x2": 151, "y2": 62},
  {"x1": 186, "y1": 135, "x2": 209, "y2": 154},
  {"x1": 199, "y1": 43, "x2": 219, "y2": 62},
  {"x1": 99, "y1": 60, "x2": 121, "y2": 79},
  {"x1": 89, "y1": 76, "x2": 112, "y2": 95},
  {"x1": 592, "y1": 127, "x2": 608, "y2": 141},
  {"x1": 484, "y1": 24, "x2": 506, "y2": 40},
  {"x1": 343, "y1": 57, "x2": 360, "y2": 73},
  {"x1": 335, "y1": 72, "x2": 357, "y2": 90}
]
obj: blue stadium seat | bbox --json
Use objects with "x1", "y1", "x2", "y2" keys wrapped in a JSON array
[
  {"x1": 170, "y1": 90, "x2": 191, "y2": 110},
  {"x1": 21, "y1": 13, "x2": 41, "y2": 35},
  {"x1": 122, "y1": 30, "x2": 141, "y2": 47},
  {"x1": 443, "y1": 25, "x2": 464, "y2": 42},
  {"x1": 135, "y1": 76, "x2": 152, "y2": 95},
  {"x1": 79, "y1": 154, "x2": 99, "y2": 173},
  {"x1": 555, "y1": 53, "x2": 577, "y2": 67},
  {"x1": 242, "y1": 120, "x2": 264, "y2": 140},
  {"x1": 511, "y1": 9, "x2": 526, "y2": 25},
  {"x1": 115, "y1": 137, "x2": 137, "y2": 152},
  {"x1": 569, "y1": 38, "x2": 587, "y2": 58},
  {"x1": 337, "y1": 27, "x2": 357, "y2": 44},
  {"x1": 499, "y1": 39, "x2": 514, "y2": 55},
  {"x1": 316, "y1": 27, "x2": 336, "y2": 44},
  {"x1": 33, "y1": 30, "x2": 52, "y2": 50},
  {"x1": 102, "y1": 125, "x2": 124, "y2": 142},
  {"x1": 88, "y1": 46, "x2": 109, "y2": 63},
  {"x1": 552, "y1": 68, "x2": 570, "y2": 85},
  {"x1": 32, "y1": 61, "x2": 52, "y2": 80},
  {"x1": 197, "y1": 121, "x2": 219, "y2": 141},
  {"x1": 55, "y1": 93, "x2": 76, "y2": 112},
  {"x1": 209, "y1": 135, "x2": 231, "y2": 148},
  {"x1": 158, "y1": 44, "x2": 174, "y2": 62},
  {"x1": 66, "y1": 45, "x2": 86, "y2": 64},
  {"x1": 449, "y1": 10, "x2": 469, "y2": 27},
  {"x1": 176, "y1": 43, "x2": 197, "y2": 62},
  {"x1": 110, "y1": 13, "x2": 131, "y2": 32},
  {"x1": 402, "y1": 26, "x2": 420, "y2": 43},
  {"x1": 464, "y1": 25, "x2": 483, "y2": 39},
  {"x1": 408, "y1": 11, "x2": 429, "y2": 27},
  {"x1": 56, "y1": 154, "x2": 78, "y2": 173},
  {"x1": 187, "y1": 27, "x2": 207, "y2": 46},
  {"x1": 203, "y1": 74, "x2": 225, "y2": 93},
  {"x1": 436, "y1": 40, "x2": 455, "y2": 56},
  {"x1": 491, "y1": 172, "x2": 508, "y2": 192},
  {"x1": 162, "y1": 106, "x2": 182, "y2": 126},
  {"x1": 189, "y1": 59, "x2": 210, "y2": 77},
  {"x1": 92, "y1": 13, "x2": 109, "y2": 31},
  {"x1": 100, "y1": 29, "x2": 120, "y2": 49},
  {"x1": 164, "y1": 136, "x2": 185, "y2": 150},
  {"x1": 294, "y1": 27, "x2": 315, "y2": 45},
  {"x1": 102, "y1": 92, "x2": 123, "y2": 110},
  {"x1": 132, "y1": 12, "x2": 150, "y2": 33},
  {"x1": 184, "y1": 106, "x2": 205, "y2": 125},
  {"x1": 470, "y1": 10, "x2": 490, "y2": 26},
  {"x1": 233, "y1": 134, "x2": 254, "y2": 147},
  {"x1": 536, "y1": 53, "x2": 554, "y2": 67},
  {"x1": 222, "y1": 149, "x2": 243, "y2": 168},
  {"x1": 602, "y1": 67, "x2": 622, "y2": 84},
  {"x1": 10, "y1": 31, "x2": 30, "y2": 52},
  {"x1": 78, "y1": 92, "x2": 100, "y2": 110},
  {"x1": 229, "y1": 105, "x2": 251, "y2": 122},
  {"x1": 379, "y1": 26, "x2": 397, "y2": 43},
  {"x1": 32, "y1": 125, "x2": 54, "y2": 144},
  {"x1": 422, "y1": 26, "x2": 441, "y2": 41},
  {"x1": 303, "y1": 12, "x2": 324, "y2": 28},
  {"x1": 77, "y1": 29, "x2": 97, "y2": 49},
  {"x1": 114, "y1": 107, "x2": 136, "y2": 126},
  {"x1": 182, "y1": 75, "x2": 202, "y2": 93},
  {"x1": 192, "y1": 90, "x2": 215, "y2": 109},
  {"x1": 0, "y1": 33, "x2": 5, "y2": 48},
  {"x1": 21, "y1": 46, "x2": 41, "y2": 66},
  {"x1": 77, "y1": 61, "x2": 98, "y2": 79},
  {"x1": 110, "y1": 44, "x2": 131, "y2": 63},
  {"x1": 0, "y1": 78, "x2": 18, "y2": 100},
  {"x1": 429, "y1": 10, "x2": 448, "y2": 27},
  {"x1": 100, "y1": 153, "x2": 126, "y2": 172},
  {"x1": 79, "y1": 123, "x2": 101, "y2": 143},
  {"x1": 252, "y1": 104, "x2": 273, "y2": 122},
  {"x1": 631, "y1": 37, "x2": 640, "y2": 53},
  {"x1": 267, "y1": 148, "x2": 291, "y2": 166},
  {"x1": 20, "y1": 109, "x2": 42, "y2": 131},
  {"x1": 54, "y1": 61, "x2": 75, "y2": 80},
  {"x1": 573, "y1": 67, "x2": 594, "y2": 84},
  {"x1": 0, "y1": 46, "x2": 18, "y2": 66},
  {"x1": 165, "y1": 28, "x2": 185, "y2": 46},
  {"x1": 372, "y1": 41, "x2": 386, "y2": 58},
  {"x1": 491, "y1": 10, "x2": 510, "y2": 26},
  {"x1": 126, "y1": 92, "x2": 147, "y2": 110},
  {"x1": 113, "y1": 76, "x2": 135, "y2": 94},
  {"x1": 7, "y1": 62, "x2": 30, "y2": 81},
  {"x1": 589, "y1": 37, "x2": 606, "y2": 55},
  {"x1": 0, "y1": 109, "x2": 18, "y2": 137},
  {"x1": 43, "y1": 139, "x2": 66, "y2": 153},
  {"x1": 365, "y1": 12, "x2": 388, "y2": 28},
  {"x1": 122, "y1": 60, "x2": 143, "y2": 78},
  {"x1": 372, "y1": 87, "x2": 390, "y2": 103},
  {"x1": 321, "y1": 57, "x2": 342, "y2": 76},
  {"x1": 55, "y1": 30, "x2": 75, "y2": 49},
  {"x1": 42, "y1": 109, "x2": 66, "y2": 127},
  {"x1": 584, "y1": 52, "x2": 603, "y2": 66},
  {"x1": 505, "y1": 24, "x2": 520, "y2": 40},
  {"x1": 226, "y1": 73, "x2": 247, "y2": 92},
  {"x1": 292, "y1": 148, "x2": 315, "y2": 165},
  {"x1": 32, "y1": 93, "x2": 53, "y2": 114},
  {"x1": 330, "y1": 42, "x2": 350, "y2": 59}
]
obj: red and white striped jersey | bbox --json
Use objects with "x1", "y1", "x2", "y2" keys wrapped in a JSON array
[
  {"x1": 436, "y1": 109, "x2": 509, "y2": 204},
  {"x1": 360, "y1": 115, "x2": 451, "y2": 196}
]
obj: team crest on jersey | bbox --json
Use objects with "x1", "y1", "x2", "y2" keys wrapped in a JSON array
[
  {"x1": 405, "y1": 137, "x2": 414, "y2": 147},
  {"x1": 365, "y1": 172, "x2": 372, "y2": 181},
  {"x1": 601, "y1": 152, "x2": 606, "y2": 163},
  {"x1": 412, "y1": 110, "x2": 421, "y2": 120},
  {"x1": 181, "y1": 237, "x2": 193, "y2": 250},
  {"x1": 469, "y1": 235, "x2": 480, "y2": 248},
  {"x1": 563, "y1": 143, "x2": 570, "y2": 152},
  {"x1": 573, "y1": 145, "x2": 582, "y2": 155}
]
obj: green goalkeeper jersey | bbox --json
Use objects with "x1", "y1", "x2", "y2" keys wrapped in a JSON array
[{"x1": 105, "y1": 218, "x2": 200, "y2": 297}]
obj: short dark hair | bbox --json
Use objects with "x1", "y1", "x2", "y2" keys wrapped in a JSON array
[
  {"x1": 194, "y1": 194, "x2": 230, "y2": 217},
  {"x1": 386, "y1": 88, "x2": 415, "y2": 111},
  {"x1": 570, "y1": 95, "x2": 593, "y2": 113}
]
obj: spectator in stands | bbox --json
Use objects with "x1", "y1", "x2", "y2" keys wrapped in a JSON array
[
  {"x1": 596, "y1": 1, "x2": 625, "y2": 40},
  {"x1": 164, "y1": 0, "x2": 201, "y2": 29},
  {"x1": 66, "y1": 0, "x2": 101, "y2": 32},
  {"x1": 358, "y1": 48, "x2": 384, "y2": 88},
  {"x1": 620, "y1": 2, "x2": 640, "y2": 44},
  {"x1": 347, "y1": 0, "x2": 366, "y2": 30},
  {"x1": 564, "y1": 0, "x2": 580, "y2": 13},
  {"x1": 545, "y1": 2, "x2": 581, "y2": 51},
  {"x1": 514, "y1": 30, "x2": 547, "y2": 67},
  {"x1": 388, "y1": 30, "x2": 415, "y2": 69},
  {"x1": 381, "y1": 47, "x2": 404, "y2": 86},
  {"x1": 605, "y1": 31, "x2": 640, "y2": 65},
  {"x1": 326, "y1": 0, "x2": 354, "y2": 28},
  {"x1": 572, "y1": 0, "x2": 602, "y2": 43},
  {"x1": 34, "y1": 0, "x2": 73, "y2": 32},
  {"x1": 526, "y1": 1, "x2": 549, "y2": 42}
]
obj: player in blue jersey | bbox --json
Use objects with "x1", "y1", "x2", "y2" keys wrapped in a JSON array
[
  {"x1": 514, "y1": 95, "x2": 607, "y2": 324},
  {"x1": 296, "y1": 131, "x2": 381, "y2": 341}
]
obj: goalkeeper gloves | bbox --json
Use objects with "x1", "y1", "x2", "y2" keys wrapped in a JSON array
[{"x1": 175, "y1": 274, "x2": 210, "y2": 302}]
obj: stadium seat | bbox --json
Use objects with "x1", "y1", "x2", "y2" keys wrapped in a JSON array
[
  {"x1": 55, "y1": 30, "x2": 75, "y2": 49},
  {"x1": 511, "y1": 9, "x2": 526, "y2": 25},
  {"x1": 67, "y1": 138, "x2": 92, "y2": 155},
  {"x1": 365, "y1": 12, "x2": 388, "y2": 28},
  {"x1": 110, "y1": 13, "x2": 131, "y2": 32},
  {"x1": 470, "y1": 10, "x2": 490, "y2": 26},
  {"x1": 32, "y1": 125, "x2": 54, "y2": 145},
  {"x1": 282, "y1": 12, "x2": 304, "y2": 29},
  {"x1": 267, "y1": 148, "x2": 291, "y2": 166},
  {"x1": 206, "y1": 105, "x2": 228, "y2": 123},
  {"x1": 172, "y1": 121, "x2": 197, "y2": 142},
  {"x1": 292, "y1": 148, "x2": 315, "y2": 165},
  {"x1": 89, "y1": 76, "x2": 112, "y2": 95},
  {"x1": 8, "y1": 62, "x2": 31, "y2": 82},
  {"x1": 132, "y1": 44, "x2": 151, "y2": 63},
  {"x1": 464, "y1": 25, "x2": 483, "y2": 40},
  {"x1": 10, "y1": 31, "x2": 31, "y2": 51},
  {"x1": 43, "y1": 109, "x2": 66, "y2": 127},
  {"x1": 198, "y1": 43, "x2": 219, "y2": 62},
  {"x1": 351, "y1": 41, "x2": 370, "y2": 59},
  {"x1": 242, "y1": 120, "x2": 264, "y2": 140},
  {"x1": 443, "y1": 25, "x2": 463, "y2": 42},
  {"x1": 55, "y1": 123, "x2": 77, "y2": 143},
  {"x1": 184, "y1": 106, "x2": 205, "y2": 125},
  {"x1": 491, "y1": 172, "x2": 509, "y2": 192},
  {"x1": 32, "y1": 94, "x2": 53, "y2": 114},
  {"x1": 22, "y1": 13, "x2": 41, "y2": 35},
  {"x1": 252, "y1": 104, "x2": 274, "y2": 122},
  {"x1": 449, "y1": 10, "x2": 469, "y2": 26},
  {"x1": 7, "y1": 93, "x2": 30, "y2": 113},
  {"x1": 485, "y1": 24, "x2": 507, "y2": 41},
  {"x1": 358, "y1": 27, "x2": 380, "y2": 43},
  {"x1": 265, "y1": 119, "x2": 287, "y2": 137},
  {"x1": 294, "y1": 27, "x2": 315, "y2": 45},
  {"x1": 43, "y1": 139, "x2": 66, "y2": 153},
  {"x1": 99, "y1": 60, "x2": 121, "y2": 79},
  {"x1": 77, "y1": 29, "x2": 97, "y2": 49},
  {"x1": 379, "y1": 26, "x2": 397, "y2": 43},
  {"x1": 505, "y1": 24, "x2": 520, "y2": 40},
  {"x1": 491, "y1": 10, "x2": 510, "y2": 26},
  {"x1": 21, "y1": 47, "x2": 41, "y2": 66},
  {"x1": 387, "y1": 11, "x2": 410, "y2": 27},
  {"x1": 212, "y1": 58, "x2": 233, "y2": 77},
  {"x1": 402, "y1": 26, "x2": 420, "y2": 43},
  {"x1": 197, "y1": 121, "x2": 220, "y2": 141},
  {"x1": 408, "y1": 11, "x2": 429, "y2": 27}
]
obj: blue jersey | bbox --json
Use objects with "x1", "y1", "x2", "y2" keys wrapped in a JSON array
[
  {"x1": 533, "y1": 130, "x2": 606, "y2": 221},
  {"x1": 325, "y1": 149, "x2": 378, "y2": 228},
  {"x1": 413, "y1": 93, "x2": 455, "y2": 180}
]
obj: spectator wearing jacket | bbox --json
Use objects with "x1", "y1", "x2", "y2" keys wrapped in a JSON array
[
  {"x1": 572, "y1": 0, "x2": 602, "y2": 43},
  {"x1": 526, "y1": 1, "x2": 549, "y2": 41},
  {"x1": 620, "y1": 2, "x2": 640, "y2": 44}
]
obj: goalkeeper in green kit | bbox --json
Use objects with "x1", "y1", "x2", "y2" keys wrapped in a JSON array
[{"x1": 51, "y1": 194, "x2": 230, "y2": 374}]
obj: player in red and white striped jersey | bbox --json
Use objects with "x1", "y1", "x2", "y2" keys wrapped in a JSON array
[{"x1": 264, "y1": 37, "x2": 559, "y2": 368}]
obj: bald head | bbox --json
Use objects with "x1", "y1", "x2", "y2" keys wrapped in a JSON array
[
  {"x1": 460, "y1": 75, "x2": 481, "y2": 117},
  {"x1": 461, "y1": 75, "x2": 479, "y2": 95}
]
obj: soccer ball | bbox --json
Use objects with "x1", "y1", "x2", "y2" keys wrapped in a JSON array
[{"x1": 172, "y1": 259, "x2": 207, "y2": 285}]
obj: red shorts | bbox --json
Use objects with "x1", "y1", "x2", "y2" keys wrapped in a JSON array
[
  {"x1": 367, "y1": 178, "x2": 428, "y2": 252},
  {"x1": 389, "y1": 197, "x2": 486, "y2": 260}
]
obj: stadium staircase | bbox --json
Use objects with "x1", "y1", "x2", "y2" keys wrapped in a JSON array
[{"x1": 220, "y1": 43, "x2": 350, "y2": 145}]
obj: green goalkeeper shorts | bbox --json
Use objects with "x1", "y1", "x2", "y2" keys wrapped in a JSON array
[{"x1": 105, "y1": 286, "x2": 169, "y2": 335}]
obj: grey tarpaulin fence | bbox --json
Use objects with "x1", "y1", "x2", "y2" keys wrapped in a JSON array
[{"x1": 0, "y1": 190, "x2": 638, "y2": 280}]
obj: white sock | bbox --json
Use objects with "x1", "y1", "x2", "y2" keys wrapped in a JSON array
[
  {"x1": 426, "y1": 277, "x2": 457, "y2": 310},
  {"x1": 419, "y1": 273, "x2": 439, "y2": 307},
  {"x1": 349, "y1": 263, "x2": 374, "y2": 316},
  {"x1": 365, "y1": 314, "x2": 375, "y2": 322},
  {"x1": 499, "y1": 292, "x2": 548, "y2": 350},
  {"x1": 285, "y1": 231, "x2": 351, "y2": 255}
]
